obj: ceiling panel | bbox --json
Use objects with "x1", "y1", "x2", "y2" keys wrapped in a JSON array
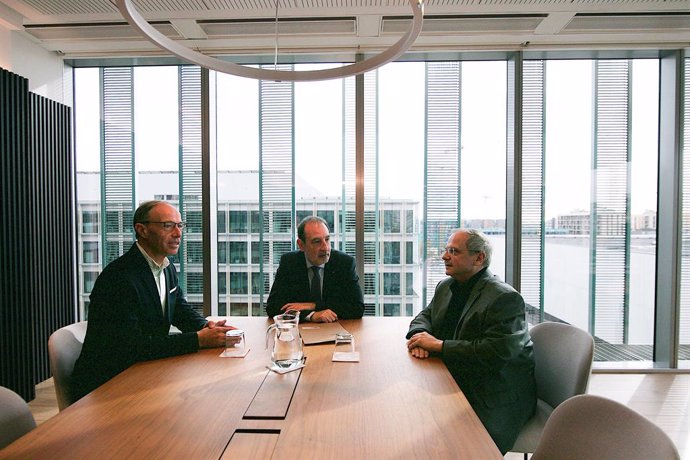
[
  {"x1": 565, "y1": 12, "x2": 690, "y2": 32},
  {"x1": 24, "y1": 22, "x2": 179, "y2": 40},
  {"x1": 16, "y1": 0, "x2": 117, "y2": 15},
  {"x1": 200, "y1": 18, "x2": 357, "y2": 36},
  {"x1": 2, "y1": 0, "x2": 690, "y2": 58},
  {"x1": 383, "y1": 14, "x2": 546, "y2": 35}
]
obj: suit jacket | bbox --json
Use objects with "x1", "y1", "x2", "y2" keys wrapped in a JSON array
[
  {"x1": 266, "y1": 249, "x2": 364, "y2": 320},
  {"x1": 407, "y1": 269, "x2": 536, "y2": 454},
  {"x1": 71, "y1": 244, "x2": 207, "y2": 401}
]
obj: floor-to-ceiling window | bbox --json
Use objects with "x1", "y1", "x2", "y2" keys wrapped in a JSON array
[
  {"x1": 537, "y1": 59, "x2": 659, "y2": 365},
  {"x1": 74, "y1": 66, "x2": 185, "y2": 316},
  {"x1": 73, "y1": 51, "x2": 685, "y2": 368}
]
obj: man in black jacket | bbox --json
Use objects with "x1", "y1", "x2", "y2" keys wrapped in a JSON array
[
  {"x1": 266, "y1": 216, "x2": 364, "y2": 322},
  {"x1": 71, "y1": 201, "x2": 233, "y2": 402},
  {"x1": 406, "y1": 228, "x2": 536, "y2": 454}
]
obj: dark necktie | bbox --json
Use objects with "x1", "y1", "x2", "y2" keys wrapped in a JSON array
[{"x1": 310, "y1": 266, "x2": 322, "y2": 304}]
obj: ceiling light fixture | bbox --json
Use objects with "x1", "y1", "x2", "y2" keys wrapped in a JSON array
[{"x1": 115, "y1": 0, "x2": 424, "y2": 82}]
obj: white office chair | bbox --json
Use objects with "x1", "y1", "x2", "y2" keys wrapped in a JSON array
[
  {"x1": 0, "y1": 386, "x2": 37, "y2": 449},
  {"x1": 510, "y1": 321, "x2": 595, "y2": 458},
  {"x1": 531, "y1": 394, "x2": 680, "y2": 460},
  {"x1": 48, "y1": 321, "x2": 88, "y2": 411}
]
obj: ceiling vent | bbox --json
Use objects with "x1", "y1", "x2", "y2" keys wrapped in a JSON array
[
  {"x1": 382, "y1": 14, "x2": 546, "y2": 35},
  {"x1": 199, "y1": 18, "x2": 357, "y2": 38},
  {"x1": 23, "y1": 22, "x2": 180, "y2": 41},
  {"x1": 565, "y1": 13, "x2": 690, "y2": 33}
]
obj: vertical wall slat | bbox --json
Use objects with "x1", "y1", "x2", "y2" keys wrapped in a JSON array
[
  {"x1": 0, "y1": 66, "x2": 75, "y2": 401},
  {"x1": 1, "y1": 67, "x2": 33, "y2": 399}
]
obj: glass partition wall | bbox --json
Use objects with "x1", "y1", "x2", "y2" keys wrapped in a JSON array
[{"x1": 74, "y1": 51, "x2": 688, "y2": 369}]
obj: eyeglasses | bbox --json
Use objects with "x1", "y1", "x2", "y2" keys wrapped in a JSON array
[
  {"x1": 143, "y1": 221, "x2": 186, "y2": 230},
  {"x1": 444, "y1": 247, "x2": 478, "y2": 256}
]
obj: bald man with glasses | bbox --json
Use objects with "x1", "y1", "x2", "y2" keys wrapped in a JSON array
[
  {"x1": 72, "y1": 200, "x2": 235, "y2": 402},
  {"x1": 406, "y1": 228, "x2": 536, "y2": 455}
]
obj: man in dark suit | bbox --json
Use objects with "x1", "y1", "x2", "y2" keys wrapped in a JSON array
[
  {"x1": 266, "y1": 216, "x2": 364, "y2": 322},
  {"x1": 406, "y1": 228, "x2": 536, "y2": 454},
  {"x1": 71, "y1": 201, "x2": 234, "y2": 402}
]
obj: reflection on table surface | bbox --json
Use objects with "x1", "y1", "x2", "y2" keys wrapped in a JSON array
[{"x1": 1, "y1": 317, "x2": 502, "y2": 460}]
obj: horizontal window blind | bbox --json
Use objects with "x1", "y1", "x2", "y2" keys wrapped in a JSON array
[
  {"x1": 425, "y1": 62, "x2": 461, "y2": 307},
  {"x1": 591, "y1": 60, "x2": 631, "y2": 344}
]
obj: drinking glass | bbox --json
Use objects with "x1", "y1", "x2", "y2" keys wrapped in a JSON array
[
  {"x1": 224, "y1": 329, "x2": 246, "y2": 357},
  {"x1": 334, "y1": 332, "x2": 355, "y2": 356}
]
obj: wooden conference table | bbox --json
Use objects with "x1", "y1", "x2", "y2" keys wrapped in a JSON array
[{"x1": 1, "y1": 317, "x2": 502, "y2": 459}]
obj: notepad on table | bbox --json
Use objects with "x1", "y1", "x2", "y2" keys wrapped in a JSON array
[{"x1": 300, "y1": 321, "x2": 351, "y2": 345}]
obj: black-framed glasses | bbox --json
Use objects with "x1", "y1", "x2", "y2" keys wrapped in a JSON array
[{"x1": 143, "y1": 221, "x2": 186, "y2": 230}]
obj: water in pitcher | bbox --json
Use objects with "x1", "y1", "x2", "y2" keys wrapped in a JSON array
[
  {"x1": 273, "y1": 323, "x2": 303, "y2": 367},
  {"x1": 266, "y1": 312, "x2": 304, "y2": 368}
]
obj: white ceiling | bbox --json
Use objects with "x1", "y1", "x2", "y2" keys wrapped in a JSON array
[{"x1": 1, "y1": 0, "x2": 689, "y2": 59}]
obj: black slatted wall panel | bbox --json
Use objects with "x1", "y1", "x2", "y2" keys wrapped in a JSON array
[
  {"x1": 0, "y1": 66, "x2": 75, "y2": 400},
  {"x1": 1, "y1": 67, "x2": 32, "y2": 399},
  {"x1": 29, "y1": 93, "x2": 76, "y2": 387}
]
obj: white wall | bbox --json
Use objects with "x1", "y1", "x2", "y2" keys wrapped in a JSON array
[
  {"x1": 0, "y1": 23, "x2": 11, "y2": 70},
  {"x1": 0, "y1": 23, "x2": 69, "y2": 105}
]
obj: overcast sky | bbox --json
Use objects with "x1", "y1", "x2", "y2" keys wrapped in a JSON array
[{"x1": 75, "y1": 59, "x2": 659, "y2": 220}]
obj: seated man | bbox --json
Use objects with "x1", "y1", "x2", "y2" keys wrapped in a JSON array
[
  {"x1": 71, "y1": 200, "x2": 234, "y2": 402},
  {"x1": 266, "y1": 216, "x2": 364, "y2": 322},
  {"x1": 406, "y1": 228, "x2": 536, "y2": 454}
]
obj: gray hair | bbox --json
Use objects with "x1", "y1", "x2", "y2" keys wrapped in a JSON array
[
  {"x1": 297, "y1": 215, "x2": 329, "y2": 242},
  {"x1": 455, "y1": 228, "x2": 492, "y2": 268}
]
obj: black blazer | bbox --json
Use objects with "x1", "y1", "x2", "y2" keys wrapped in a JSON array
[
  {"x1": 71, "y1": 244, "x2": 207, "y2": 401},
  {"x1": 266, "y1": 249, "x2": 364, "y2": 320},
  {"x1": 407, "y1": 270, "x2": 536, "y2": 454}
]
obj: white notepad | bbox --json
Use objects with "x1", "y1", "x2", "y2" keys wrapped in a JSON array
[{"x1": 332, "y1": 351, "x2": 360, "y2": 362}]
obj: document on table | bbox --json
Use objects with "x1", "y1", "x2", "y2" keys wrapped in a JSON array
[
  {"x1": 332, "y1": 351, "x2": 360, "y2": 362},
  {"x1": 300, "y1": 321, "x2": 351, "y2": 345}
]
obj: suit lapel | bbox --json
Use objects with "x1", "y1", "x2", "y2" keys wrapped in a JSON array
[
  {"x1": 458, "y1": 272, "x2": 491, "y2": 325},
  {"x1": 434, "y1": 281, "x2": 454, "y2": 328},
  {"x1": 323, "y1": 254, "x2": 337, "y2": 289},
  {"x1": 130, "y1": 244, "x2": 166, "y2": 320},
  {"x1": 164, "y1": 267, "x2": 175, "y2": 322},
  {"x1": 295, "y1": 252, "x2": 310, "y2": 293}
]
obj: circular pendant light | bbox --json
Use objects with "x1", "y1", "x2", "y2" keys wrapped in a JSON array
[{"x1": 115, "y1": 0, "x2": 424, "y2": 82}]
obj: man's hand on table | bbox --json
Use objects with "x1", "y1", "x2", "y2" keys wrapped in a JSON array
[
  {"x1": 280, "y1": 303, "x2": 338, "y2": 323},
  {"x1": 197, "y1": 319, "x2": 236, "y2": 348},
  {"x1": 310, "y1": 309, "x2": 338, "y2": 323},
  {"x1": 280, "y1": 302, "x2": 316, "y2": 313},
  {"x1": 407, "y1": 331, "x2": 443, "y2": 359}
]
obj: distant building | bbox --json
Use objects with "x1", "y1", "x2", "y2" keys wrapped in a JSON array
[
  {"x1": 557, "y1": 210, "x2": 591, "y2": 235},
  {"x1": 77, "y1": 171, "x2": 422, "y2": 318},
  {"x1": 557, "y1": 209, "x2": 657, "y2": 235},
  {"x1": 631, "y1": 210, "x2": 657, "y2": 231}
]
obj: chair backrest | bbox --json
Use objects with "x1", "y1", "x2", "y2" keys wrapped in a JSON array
[
  {"x1": 48, "y1": 321, "x2": 88, "y2": 411},
  {"x1": 531, "y1": 394, "x2": 680, "y2": 460},
  {"x1": 0, "y1": 386, "x2": 37, "y2": 449},
  {"x1": 530, "y1": 321, "x2": 594, "y2": 408}
]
